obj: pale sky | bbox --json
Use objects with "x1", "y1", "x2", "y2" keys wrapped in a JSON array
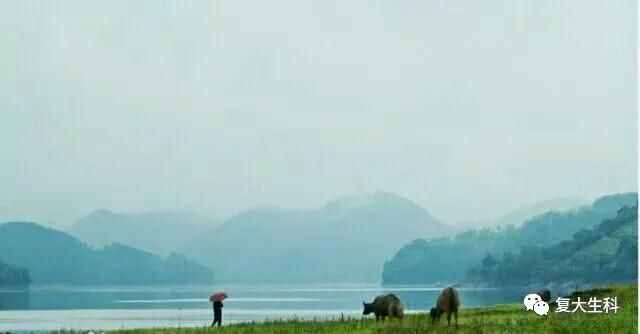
[{"x1": 1, "y1": 0, "x2": 637, "y2": 226}]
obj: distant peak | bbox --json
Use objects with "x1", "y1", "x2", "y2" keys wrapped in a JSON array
[
  {"x1": 88, "y1": 209, "x2": 117, "y2": 217},
  {"x1": 324, "y1": 191, "x2": 417, "y2": 210},
  {"x1": 592, "y1": 192, "x2": 638, "y2": 210},
  {"x1": 370, "y1": 191, "x2": 411, "y2": 202},
  {"x1": 74, "y1": 209, "x2": 120, "y2": 227}
]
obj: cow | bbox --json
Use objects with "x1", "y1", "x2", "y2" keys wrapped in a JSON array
[
  {"x1": 430, "y1": 287, "x2": 460, "y2": 327},
  {"x1": 362, "y1": 293, "x2": 404, "y2": 321}
]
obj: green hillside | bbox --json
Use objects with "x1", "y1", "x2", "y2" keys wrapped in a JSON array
[
  {"x1": 0, "y1": 260, "x2": 29, "y2": 287},
  {"x1": 382, "y1": 192, "x2": 637, "y2": 285},
  {"x1": 0, "y1": 222, "x2": 214, "y2": 285},
  {"x1": 471, "y1": 206, "x2": 637, "y2": 286}
]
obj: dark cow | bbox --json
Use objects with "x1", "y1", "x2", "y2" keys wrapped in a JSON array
[
  {"x1": 430, "y1": 287, "x2": 460, "y2": 327},
  {"x1": 362, "y1": 293, "x2": 404, "y2": 321}
]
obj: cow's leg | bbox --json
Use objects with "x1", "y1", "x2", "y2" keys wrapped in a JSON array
[
  {"x1": 454, "y1": 310, "x2": 458, "y2": 328},
  {"x1": 447, "y1": 312, "x2": 452, "y2": 326}
]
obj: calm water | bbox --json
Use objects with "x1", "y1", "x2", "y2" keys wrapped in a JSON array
[{"x1": 0, "y1": 284, "x2": 526, "y2": 331}]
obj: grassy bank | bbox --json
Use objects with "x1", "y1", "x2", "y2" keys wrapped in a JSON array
[{"x1": 116, "y1": 285, "x2": 637, "y2": 334}]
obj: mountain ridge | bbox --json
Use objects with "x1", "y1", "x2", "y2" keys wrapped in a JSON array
[
  {"x1": 70, "y1": 209, "x2": 218, "y2": 255},
  {"x1": 183, "y1": 191, "x2": 452, "y2": 283},
  {"x1": 382, "y1": 192, "x2": 637, "y2": 285},
  {"x1": 469, "y1": 205, "x2": 638, "y2": 286},
  {"x1": 0, "y1": 221, "x2": 214, "y2": 285}
]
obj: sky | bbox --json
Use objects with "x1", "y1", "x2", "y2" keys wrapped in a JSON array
[{"x1": 1, "y1": 0, "x2": 637, "y2": 227}]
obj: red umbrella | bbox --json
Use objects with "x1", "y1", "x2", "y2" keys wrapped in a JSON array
[{"x1": 210, "y1": 292, "x2": 228, "y2": 302}]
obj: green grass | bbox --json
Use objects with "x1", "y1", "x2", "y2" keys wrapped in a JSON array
[{"x1": 114, "y1": 285, "x2": 637, "y2": 334}]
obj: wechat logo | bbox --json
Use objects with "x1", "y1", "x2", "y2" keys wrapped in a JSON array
[{"x1": 524, "y1": 293, "x2": 549, "y2": 316}]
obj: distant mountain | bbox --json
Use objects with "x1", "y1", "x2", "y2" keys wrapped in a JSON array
[
  {"x1": 0, "y1": 222, "x2": 214, "y2": 285},
  {"x1": 382, "y1": 192, "x2": 637, "y2": 285},
  {"x1": 71, "y1": 209, "x2": 218, "y2": 255},
  {"x1": 458, "y1": 197, "x2": 587, "y2": 230},
  {"x1": 492, "y1": 197, "x2": 588, "y2": 227},
  {"x1": 470, "y1": 205, "x2": 637, "y2": 286},
  {"x1": 183, "y1": 192, "x2": 452, "y2": 283},
  {"x1": 0, "y1": 260, "x2": 29, "y2": 287}
]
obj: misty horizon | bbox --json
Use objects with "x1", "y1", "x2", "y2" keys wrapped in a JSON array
[
  {"x1": 2, "y1": 1, "x2": 637, "y2": 227},
  {"x1": 0, "y1": 190, "x2": 631, "y2": 229}
]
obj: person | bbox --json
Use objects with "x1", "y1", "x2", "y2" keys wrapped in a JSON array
[{"x1": 212, "y1": 299, "x2": 224, "y2": 327}]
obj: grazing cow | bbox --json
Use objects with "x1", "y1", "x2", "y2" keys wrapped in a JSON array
[
  {"x1": 430, "y1": 287, "x2": 460, "y2": 327},
  {"x1": 362, "y1": 293, "x2": 404, "y2": 321}
]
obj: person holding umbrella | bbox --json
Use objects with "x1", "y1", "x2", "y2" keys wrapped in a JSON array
[{"x1": 209, "y1": 291, "x2": 228, "y2": 327}]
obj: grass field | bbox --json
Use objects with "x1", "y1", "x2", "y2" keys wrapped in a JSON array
[{"x1": 115, "y1": 285, "x2": 637, "y2": 334}]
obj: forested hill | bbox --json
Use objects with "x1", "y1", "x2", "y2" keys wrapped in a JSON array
[
  {"x1": 468, "y1": 205, "x2": 637, "y2": 286},
  {"x1": 382, "y1": 192, "x2": 637, "y2": 285},
  {"x1": 0, "y1": 222, "x2": 214, "y2": 285},
  {"x1": 0, "y1": 260, "x2": 30, "y2": 287}
]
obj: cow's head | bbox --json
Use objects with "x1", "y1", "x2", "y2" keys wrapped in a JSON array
[
  {"x1": 430, "y1": 307, "x2": 443, "y2": 323},
  {"x1": 362, "y1": 301, "x2": 374, "y2": 315}
]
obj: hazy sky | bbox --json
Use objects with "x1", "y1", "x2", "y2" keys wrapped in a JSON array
[{"x1": 1, "y1": 0, "x2": 637, "y2": 226}]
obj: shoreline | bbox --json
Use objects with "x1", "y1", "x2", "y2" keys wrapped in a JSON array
[
  {"x1": 2, "y1": 285, "x2": 633, "y2": 333},
  {"x1": 112, "y1": 285, "x2": 638, "y2": 333}
]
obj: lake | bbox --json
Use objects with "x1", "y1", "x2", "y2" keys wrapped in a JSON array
[{"x1": 0, "y1": 284, "x2": 527, "y2": 332}]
